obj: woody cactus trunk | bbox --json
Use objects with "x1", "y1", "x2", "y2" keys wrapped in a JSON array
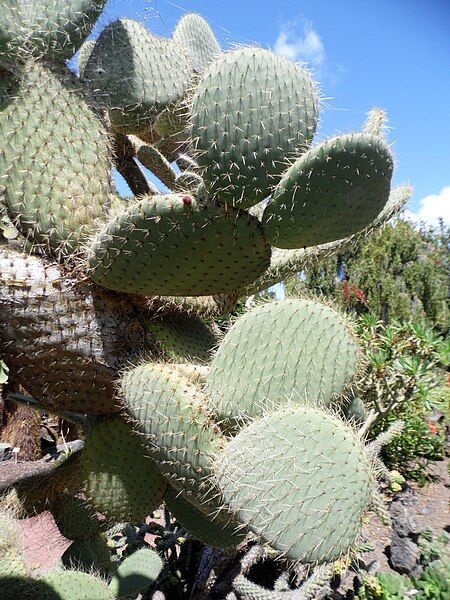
[{"x1": 0, "y1": 2, "x2": 411, "y2": 596}]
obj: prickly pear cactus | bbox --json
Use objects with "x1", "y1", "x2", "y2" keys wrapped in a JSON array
[
  {"x1": 206, "y1": 298, "x2": 360, "y2": 425},
  {"x1": 83, "y1": 18, "x2": 191, "y2": 134},
  {"x1": 0, "y1": 2, "x2": 410, "y2": 590},
  {"x1": 0, "y1": 60, "x2": 112, "y2": 254},
  {"x1": 0, "y1": 0, "x2": 107, "y2": 63},
  {"x1": 191, "y1": 47, "x2": 318, "y2": 207},
  {"x1": 81, "y1": 417, "x2": 167, "y2": 521},
  {"x1": 215, "y1": 405, "x2": 373, "y2": 563}
]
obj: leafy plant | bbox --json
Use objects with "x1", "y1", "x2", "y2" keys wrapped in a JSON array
[
  {"x1": 418, "y1": 529, "x2": 449, "y2": 568},
  {"x1": 285, "y1": 219, "x2": 450, "y2": 330},
  {"x1": 414, "y1": 563, "x2": 450, "y2": 600},
  {"x1": 374, "y1": 410, "x2": 445, "y2": 483},
  {"x1": 357, "y1": 572, "x2": 412, "y2": 599}
]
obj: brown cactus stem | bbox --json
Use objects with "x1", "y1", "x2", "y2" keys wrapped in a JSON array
[
  {"x1": 0, "y1": 246, "x2": 152, "y2": 416},
  {"x1": 112, "y1": 133, "x2": 157, "y2": 196},
  {"x1": 1, "y1": 382, "x2": 41, "y2": 460},
  {"x1": 128, "y1": 135, "x2": 177, "y2": 190}
]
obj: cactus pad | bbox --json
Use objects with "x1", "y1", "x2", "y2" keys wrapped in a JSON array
[
  {"x1": 173, "y1": 13, "x2": 221, "y2": 73},
  {"x1": 60, "y1": 537, "x2": 113, "y2": 576},
  {"x1": 122, "y1": 362, "x2": 222, "y2": 500},
  {"x1": 0, "y1": 1, "x2": 106, "y2": 63},
  {"x1": 262, "y1": 133, "x2": 394, "y2": 248},
  {"x1": 52, "y1": 495, "x2": 100, "y2": 541},
  {"x1": 191, "y1": 47, "x2": 318, "y2": 207},
  {"x1": 215, "y1": 406, "x2": 373, "y2": 563},
  {"x1": 0, "y1": 61, "x2": 111, "y2": 254},
  {"x1": 147, "y1": 312, "x2": 218, "y2": 363},
  {"x1": 81, "y1": 417, "x2": 167, "y2": 522},
  {"x1": 0, "y1": 550, "x2": 27, "y2": 579},
  {"x1": 41, "y1": 571, "x2": 113, "y2": 599},
  {"x1": 206, "y1": 299, "x2": 360, "y2": 424},
  {"x1": 84, "y1": 18, "x2": 191, "y2": 134},
  {"x1": 88, "y1": 194, "x2": 271, "y2": 296},
  {"x1": 165, "y1": 485, "x2": 244, "y2": 548},
  {"x1": 108, "y1": 547, "x2": 163, "y2": 598}
]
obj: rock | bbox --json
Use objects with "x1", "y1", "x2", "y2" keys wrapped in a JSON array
[
  {"x1": 0, "y1": 443, "x2": 12, "y2": 461},
  {"x1": 390, "y1": 501, "x2": 421, "y2": 537},
  {"x1": 388, "y1": 532, "x2": 421, "y2": 574}
]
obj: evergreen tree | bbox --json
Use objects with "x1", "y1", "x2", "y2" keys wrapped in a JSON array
[{"x1": 285, "y1": 218, "x2": 450, "y2": 330}]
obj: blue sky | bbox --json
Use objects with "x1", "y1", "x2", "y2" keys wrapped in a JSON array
[{"x1": 95, "y1": 0, "x2": 450, "y2": 225}]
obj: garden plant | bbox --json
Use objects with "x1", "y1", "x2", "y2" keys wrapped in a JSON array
[{"x1": 1, "y1": 1, "x2": 443, "y2": 598}]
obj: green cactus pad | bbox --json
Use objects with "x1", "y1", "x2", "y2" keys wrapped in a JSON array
[
  {"x1": 147, "y1": 312, "x2": 218, "y2": 363},
  {"x1": 60, "y1": 537, "x2": 113, "y2": 576},
  {"x1": 173, "y1": 13, "x2": 221, "y2": 73},
  {"x1": 41, "y1": 570, "x2": 113, "y2": 599},
  {"x1": 0, "y1": 61, "x2": 111, "y2": 255},
  {"x1": 262, "y1": 133, "x2": 394, "y2": 248},
  {"x1": 81, "y1": 417, "x2": 167, "y2": 522},
  {"x1": 206, "y1": 299, "x2": 360, "y2": 424},
  {"x1": 52, "y1": 494, "x2": 100, "y2": 541},
  {"x1": 108, "y1": 547, "x2": 163, "y2": 598},
  {"x1": 88, "y1": 194, "x2": 271, "y2": 296},
  {"x1": 153, "y1": 104, "x2": 189, "y2": 145},
  {"x1": 215, "y1": 405, "x2": 373, "y2": 563},
  {"x1": 0, "y1": 1, "x2": 106, "y2": 63},
  {"x1": 122, "y1": 362, "x2": 243, "y2": 530},
  {"x1": 342, "y1": 394, "x2": 367, "y2": 424},
  {"x1": 84, "y1": 18, "x2": 191, "y2": 134},
  {"x1": 0, "y1": 549, "x2": 27, "y2": 578},
  {"x1": 191, "y1": 47, "x2": 318, "y2": 208},
  {"x1": 165, "y1": 485, "x2": 244, "y2": 548},
  {"x1": 122, "y1": 362, "x2": 223, "y2": 500}
]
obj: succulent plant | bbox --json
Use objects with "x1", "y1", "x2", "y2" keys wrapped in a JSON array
[
  {"x1": 0, "y1": 2, "x2": 411, "y2": 590},
  {"x1": 0, "y1": 0, "x2": 107, "y2": 63},
  {"x1": 205, "y1": 298, "x2": 361, "y2": 426},
  {"x1": 81, "y1": 417, "x2": 167, "y2": 522}
]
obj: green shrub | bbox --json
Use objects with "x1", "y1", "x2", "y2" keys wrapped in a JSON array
[
  {"x1": 357, "y1": 572, "x2": 412, "y2": 599},
  {"x1": 414, "y1": 563, "x2": 450, "y2": 600},
  {"x1": 354, "y1": 317, "x2": 448, "y2": 482},
  {"x1": 374, "y1": 410, "x2": 445, "y2": 484}
]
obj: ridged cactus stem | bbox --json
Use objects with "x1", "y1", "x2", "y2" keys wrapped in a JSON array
[
  {"x1": 113, "y1": 133, "x2": 156, "y2": 196},
  {"x1": 364, "y1": 107, "x2": 388, "y2": 138},
  {"x1": 129, "y1": 135, "x2": 177, "y2": 189},
  {"x1": 366, "y1": 420, "x2": 405, "y2": 456}
]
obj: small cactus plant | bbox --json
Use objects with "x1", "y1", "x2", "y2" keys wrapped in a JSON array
[{"x1": 0, "y1": 2, "x2": 412, "y2": 596}]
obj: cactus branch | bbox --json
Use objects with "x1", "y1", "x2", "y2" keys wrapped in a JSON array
[
  {"x1": 113, "y1": 133, "x2": 157, "y2": 196},
  {"x1": 6, "y1": 392, "x2": 87, "y2": 426},
  {"x1": 129, "y1": 135, "x2": 178, "y2": 189}
]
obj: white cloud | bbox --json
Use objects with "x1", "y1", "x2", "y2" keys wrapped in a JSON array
[
  {"x1": 274, "y1": 20, "x2": 325, "y2": 67},
  {"x1": 406, "y1": 186, "x2": 450, "y2": 227}
]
